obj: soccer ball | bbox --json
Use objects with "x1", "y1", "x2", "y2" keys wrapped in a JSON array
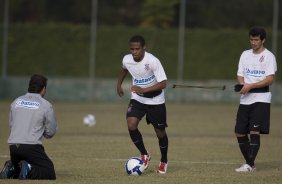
[
  {"x1": 83, "y1": 114, "x2": 96, "y2": 127},
  {"x1": 125, "y1": 157, "x2": 145, "y2": 176}
]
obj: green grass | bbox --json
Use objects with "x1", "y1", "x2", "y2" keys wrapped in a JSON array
[{"x1": 1, "y1": 101, "x2": 282, "y2": 184}]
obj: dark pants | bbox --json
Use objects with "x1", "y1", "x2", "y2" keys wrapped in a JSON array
[{"x1": 9, "y1": 144, "x2": 56, "y2": 180}]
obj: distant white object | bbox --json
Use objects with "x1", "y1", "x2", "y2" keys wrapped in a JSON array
[{"x1": 83, "y1": 114, "x2": 96, "y2": 127}]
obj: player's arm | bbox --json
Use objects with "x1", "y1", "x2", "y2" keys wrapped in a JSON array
[
  {"x1": 117, "y1": 68, "x2": 128, "y2": 97},
  {"x1": 131, "y1": 80, "x2": 167, "y2": 94},
  {"x1": 132, "y1": 58, "x2": 167, "y2": 94},
  {"x1": 237, "y1": 76, "x2": 244, "y2": 85},
  {"x1": 43, "y1": 106, "x2": 57, "y2": 139},
  {"x1": 9, "y1": 108, "x2": 13, "y2": 129},
  {"x1": 238, "y1": 75, "x2": 274, "y2": 94}
]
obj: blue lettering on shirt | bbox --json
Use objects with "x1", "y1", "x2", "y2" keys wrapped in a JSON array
[
  {"x1": 134, "y1": 75, "x2": 156, "y2": 86},
  {"x1": 245, "y1": 68, "x2": 265, "y2": 77},
  {"x1": 15, "y1": 99, "x2": 40, "y2": 109}
]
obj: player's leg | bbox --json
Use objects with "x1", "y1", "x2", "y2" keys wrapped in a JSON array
[
  {"x1": 126, "y1": 100, "x2": 149, "y2": 159},
  {"x1": 154, "y1": 128, "x2": 168, "y2": 164},
  {"x1": 236, "y1": 134, "x2": 250, "y2": 161},
  {"x1": 248, "y1": 132, "x2": 259, "y2": 169},
  {"x1": 235, "y1": 104, "x2": 254, "y2": 172},
  {"x1": 9, "y1": 145, "x2": 22, "y2": 178},
  {"x1": 154, "y1": 127, "x2": 168, "y2": 174},
  {"x1": 248, "y1": 102, "x2": 270, "y2": 169},
  {"x1": 127, "y1": 117, "x2": 148, "y2": 155},
  {"x1": 146, "y1": 103, "x2": 168, "y2": 173},
  {"x1": 15, "y1": 144, "x2": 56, "y2": 180}
]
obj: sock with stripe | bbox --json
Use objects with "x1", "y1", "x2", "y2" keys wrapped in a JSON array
[
  {"x1": 237, "y1": 135, "x2": 250, "y2": 165},
  {"x1": 248, "y1": 134, "x2": 260, "y2": 167},
  {"x1": 129, "y1": 129, "x2": 147, "y2": 155},
  {"x1": 158, "y1": 134, "x2": 168, "y2": 163}
]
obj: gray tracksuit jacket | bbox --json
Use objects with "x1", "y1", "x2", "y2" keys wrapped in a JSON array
[{"x1": 8, "y1": 93, "x2": 57, "y2": 145}]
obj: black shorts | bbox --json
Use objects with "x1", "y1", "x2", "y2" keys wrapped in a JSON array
[
  {"x1": 126, "y1": 99, "x2": 167, "y2": 130},
  {"x1": 235, "y1": 102, "x2": 270, "y2": 134},
  {"x1": 9, "y1": 144, "x2": 56, "y2": 179}
]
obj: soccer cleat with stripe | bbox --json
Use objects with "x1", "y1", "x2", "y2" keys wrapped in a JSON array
[
  {"x1": 140, "y1": 153, "x2": 151, "y2": 170},
  {"x1": 157, "y1": 162, "x2": 168, "y2": 174}
]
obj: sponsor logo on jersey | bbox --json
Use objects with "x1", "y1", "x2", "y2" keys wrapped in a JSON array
[
  {"x1": 134, "y1": 75, "x2": 155, "y2": 86},
  {"x1": 15, "y1": 99, "x2": 40, "y2": 109},
  {"x1": 144, "y1": 64, "x2": 150, "y2": 71},
  {"x1": 245, "y1": 68, "x2": 265, "y2": 77},
  {"x1": 127, "y1": 104, "x2": 132, "y2": 113},
  {"x1": 259, "y1": 55, "x2": 265, "y2": 62}
]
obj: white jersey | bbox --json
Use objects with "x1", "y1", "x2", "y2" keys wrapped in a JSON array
[
  {"x1": 237, "y1": 48, "x2": 277, "y2": 105},
  {"x1": 122, "y1": 51, "x2": 167, "y2": 105}
]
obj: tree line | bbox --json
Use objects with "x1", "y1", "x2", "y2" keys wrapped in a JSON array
[{"x1": 0, "y1": 0, "x2": 280, "y2": 29}]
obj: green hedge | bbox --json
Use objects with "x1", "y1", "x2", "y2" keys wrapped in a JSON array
[{"x1": 0, "y1": 23, "x2": 280, "y2": 81}]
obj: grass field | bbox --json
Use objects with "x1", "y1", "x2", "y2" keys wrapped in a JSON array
[{"x1": 0, "y1": 101, "x2": 282, "y2": 184}]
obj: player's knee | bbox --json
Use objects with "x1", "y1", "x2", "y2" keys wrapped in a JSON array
[
  {"x1": 250, "y1": 131, "x2": 259, "y2": 134},
  {"x1": 127, "y1": 118, "x2": 138, "y2": 130},
  {"x1": 127, "y1": 124, "x2": 137, "y2": 131},
  {"x1": 237, "y1": 134, "x2": 249, "y2": 144},
  {"x1": 155, "y1": 129, "x2": 166, "y2": 139},
  {"x1": 250, "y1": 134, "x2": 260, "y2": 144},
  {"x1": 235, "y1": 133, "x2": 246, "y2": 137}
]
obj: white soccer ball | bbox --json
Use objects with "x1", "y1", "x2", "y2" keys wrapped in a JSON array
[
  {"x1": 83, "y1": 114, "x2": 96, "y2": 127},
  {"x1": 125, "y1": 157, "x2": 145, "y2": 176}
]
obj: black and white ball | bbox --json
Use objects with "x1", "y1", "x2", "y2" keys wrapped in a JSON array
[{"x1": 125, "y1": 157, "x2": 145, "y2": 176}]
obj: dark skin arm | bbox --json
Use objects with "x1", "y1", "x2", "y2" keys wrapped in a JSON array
[
  {"x1": 117, "y1": 68, "x2": 128, "y2": 97},
  {"x1": 117, "y1": 67, "x2": 167, "y2": 97}
]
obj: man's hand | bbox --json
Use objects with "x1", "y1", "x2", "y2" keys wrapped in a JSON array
[
  {"x1": 239, "y1": 83, "x2": 253, "y2": 94},
  {"x1": 131, "y1": 85, "x2": 144, "y2": 94},
  {"x1": 234, "y1": 83, "x2": 253, "y2": 94},
  {"x1": 117, "y1": 86, "x2": 124, "y2": 97}
]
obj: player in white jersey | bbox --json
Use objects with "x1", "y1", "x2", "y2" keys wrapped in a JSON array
[
  {"x1": 117, "y1": 35, "x2": 168, "y2": 174},
  {"x1": 235, "y1": 27, "x2": 277, "y2": 172}
]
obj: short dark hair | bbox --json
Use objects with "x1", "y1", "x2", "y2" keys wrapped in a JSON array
[
  {"x1": 28, "y1": 74, "x2": 48, "y2": 93},
  {"x1": 129, "y1": 35, "x2": 146, "y2": 47},
  {"x1": 249, "y1": 26, "x2": 266, "y2": 40}
]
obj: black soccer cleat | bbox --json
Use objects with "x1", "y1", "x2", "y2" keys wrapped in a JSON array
[
  {"x1": 18, "y1": 160, "x2": 32, "y2": 180},
  {"x1": 0, "y1": 160, "x2": 15, "y2": 179}
]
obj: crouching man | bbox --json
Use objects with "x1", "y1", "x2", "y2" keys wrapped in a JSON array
[{"x1": 0, "y1": 74, "x2": 57, "y2": 180}]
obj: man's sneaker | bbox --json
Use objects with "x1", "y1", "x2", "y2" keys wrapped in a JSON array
[
  {"x1": 0, "y1": 160, "x2": 15, "y2": 179},
  {"x1": 140, "y1": 153, "x2": 151, "y2": 170},
  {"x1": 235, "y1": 164, "x2": 256, "y2": 172},
  {"x1": 157, "y1": 162, "x2": 168, "y2": 174},
  {"x1": 19, "y1": 161, "x2": 32, "y2": 180}
]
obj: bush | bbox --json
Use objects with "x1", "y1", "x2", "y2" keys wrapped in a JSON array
[{"x1": 0, "y1": 23, "x2": 280, "y2": 81}]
